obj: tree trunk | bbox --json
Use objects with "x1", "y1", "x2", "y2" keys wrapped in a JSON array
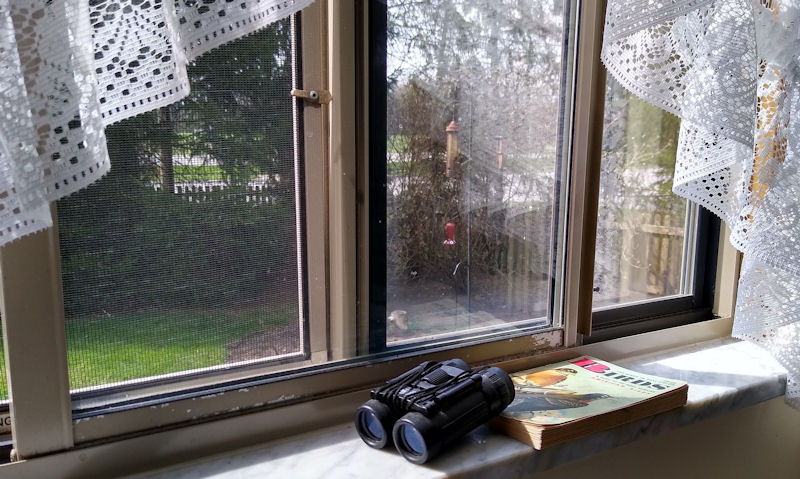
[{"x1": 159, "y1": 106, "x2": 175, "y2": 193}]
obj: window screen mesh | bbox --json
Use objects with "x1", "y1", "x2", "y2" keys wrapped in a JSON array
[
  {"x1": 0, "y1": 320, "x2": 6, "y2": 402},
  {"x1": 57, "y1": 20, "x2": 305, "y2": 392}
]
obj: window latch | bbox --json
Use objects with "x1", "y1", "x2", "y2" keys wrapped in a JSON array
[{"x1": 291, "y1": 89, "x2": 332, "y2": 105}]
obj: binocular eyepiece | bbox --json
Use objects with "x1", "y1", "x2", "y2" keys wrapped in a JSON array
[{"x1": 354, "y1": 359, "x2": 515, "y2": 464}]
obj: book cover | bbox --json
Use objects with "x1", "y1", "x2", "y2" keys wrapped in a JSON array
[{"x1": 494, "y1": 356, "x2": 687, "y2": 448}]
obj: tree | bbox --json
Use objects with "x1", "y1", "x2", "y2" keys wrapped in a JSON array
[
  {"x1": 57, "y1": 20, "x2": 300, "y2": 317},
  {"x1": 385, "y1": 0, "x2": 565, "y2": 317},
  {"x1": 178, "y1": 20, "x2": 295, "y2": 193},
  {"x1": 99, "y1": 20, "x2": 295, "y2": 194}
]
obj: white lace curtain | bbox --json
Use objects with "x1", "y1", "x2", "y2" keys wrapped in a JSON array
[
  {"x1": 603, "y1": 0, "x2": 800, "y2": 406},
  {"x1": 0, "y1": 0, "x2": 314, "y2": 244}
]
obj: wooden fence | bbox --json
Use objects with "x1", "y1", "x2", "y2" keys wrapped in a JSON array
[
  {"x1": 614, "y1": 211, "x2": 686, "y2": 300},
  {"x1": 153, "y1": 182, "x2": 276, "y2": 205}
]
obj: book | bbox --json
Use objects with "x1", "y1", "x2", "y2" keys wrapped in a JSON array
[{"x1": 491, "y1": 356, "x2": 688, "y2": 449}]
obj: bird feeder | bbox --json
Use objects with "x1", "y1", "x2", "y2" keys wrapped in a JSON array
[
  {"x1": 496, "y1": 136, "x2": 505, "y2": 170},
  {"x1": 443, "y1": 221, "x2": 456, "y2": 246},
  {"x1": 445, "y1": 120, "x2": 460, "y2": 178}
]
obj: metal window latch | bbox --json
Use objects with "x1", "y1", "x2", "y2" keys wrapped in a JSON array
[{"x1": 290, "y1": 89, "x2": 332, "y2": 105}]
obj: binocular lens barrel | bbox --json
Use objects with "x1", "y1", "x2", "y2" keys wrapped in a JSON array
[
  {"x1": 398, "y1": 423, "x2": 426, "y2": 456},
  {"x1": 392, "y1": 366, "x2": 514, "y2": 464},
  {"x1": 393, "y1": 416, "x2": 434, "y2": 464},
  {"x1": 362, "y1": 411, "x2": 384, "y2": 440},
  {"x1": 354, "y1": 399, "x2": 394, "y2": 448}
]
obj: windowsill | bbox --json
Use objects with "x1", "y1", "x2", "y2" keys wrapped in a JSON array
[{"x1": 128, "y1": 331, "x2": 788, "y2": 478}]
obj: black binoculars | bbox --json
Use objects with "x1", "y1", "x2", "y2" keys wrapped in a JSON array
[{"x1": 354, "y1": 358, "x2": 515, "y2": 464}]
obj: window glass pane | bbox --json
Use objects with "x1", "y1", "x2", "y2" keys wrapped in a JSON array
[
  {"x1": 593, "y1": 76, "x2": 690, "y2": 309},
  {"x1": 384, "y1": 0, "x2": 570, "y2": 343},
  {"x1": 57, "y1": 21, "x2": 305, "y2": 393}
]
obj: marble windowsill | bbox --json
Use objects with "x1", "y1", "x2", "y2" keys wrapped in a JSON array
[{"x1": 132, "y1": 337, "x2": 787, "y2": 479}]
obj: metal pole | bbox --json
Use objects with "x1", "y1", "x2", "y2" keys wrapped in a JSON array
[{"x1": 466, "y1": 99, "x2": 473, "y2": 316}]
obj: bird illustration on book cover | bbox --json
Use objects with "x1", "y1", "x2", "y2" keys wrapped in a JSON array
[
  {"x1": 503, "y1": 367, "x2": 609, "y2": 417},
  {"x1": 504, "y1": 390, "x2": 610, "y2": 414},
  {"x1": 499, "y1": 357, "x2": 687, "y2": 425},
  {"x1": 520, "y1": 367, "x2": 577, "y2": 387}
]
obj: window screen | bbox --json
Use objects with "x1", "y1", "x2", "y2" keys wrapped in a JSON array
[
  {"x1": 0, "y1": 320, "x2": 6, "y2": 402},
  {"x1": 57, "y1": 20, "x2": 306, "y2": 393}
]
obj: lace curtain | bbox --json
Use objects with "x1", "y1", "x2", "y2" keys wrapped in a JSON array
[
  {"x1": 0, "y1": 0, "x2": 313, "y2": 244},
  {"x1": 603, "y1": 0, "x2": 800, "y2": 406}
]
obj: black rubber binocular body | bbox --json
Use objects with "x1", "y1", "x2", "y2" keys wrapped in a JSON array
[{"x1": 354, "y1": 359, "x2": 515, "y2": 464}]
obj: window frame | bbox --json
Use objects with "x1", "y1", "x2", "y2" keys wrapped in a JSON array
[{"x1": 0, "y1": 0, "x2": 723, "y2": 467}]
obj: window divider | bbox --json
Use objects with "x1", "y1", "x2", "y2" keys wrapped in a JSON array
[
  {"x1": 0, "y1": 204, "x2": 73, "y2": 459},
  {"x1": 300, "y1": 0, "x2": 333, "y2": 364},
  {"x1": 328, "y1": 0, "x2": 360, "y2": 360},
  {"x1": 563, "y1": 0, "x2": 607, "y2": 343},
  {"x1": 365, "y1": 0, "x2": 388, "y2": 355}
]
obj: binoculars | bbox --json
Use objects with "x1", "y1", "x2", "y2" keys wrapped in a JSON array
[{"x1": 354, "y1": 358, "x2": 515, "y2": 464}]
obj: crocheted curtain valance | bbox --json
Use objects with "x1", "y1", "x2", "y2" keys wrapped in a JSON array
[
  {"x1": 0, "y1": 0, "x2": 314, "y2": 244},
  {"x1": 603, "y1": 0, "x2": 800, "y2": 406}
]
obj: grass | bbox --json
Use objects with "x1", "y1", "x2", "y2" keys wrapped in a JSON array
[{"x1": 0, "y1": 307, "x2": 296, "y2": 399}]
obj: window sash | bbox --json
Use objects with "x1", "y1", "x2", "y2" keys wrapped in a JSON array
[
  {"x1": 589, "y1": 204, "x2": 721, "y2": 342},
  {"x1": 564, "y1": 0, "x2": 607, "y2": 341},
  {"x1": 367, "y1": 0, "x2": 580, "y2": 353}
]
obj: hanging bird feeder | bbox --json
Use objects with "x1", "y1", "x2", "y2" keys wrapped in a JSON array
[
  {"x1": 496, "y1": 136, "x2": 505, "y2": 170},
  {"x1": 443, "y1": 221, "x2": 456, "y2": 246},
  {"x1": 445, "y1": 120, "x2": 460, "y2": 178}
]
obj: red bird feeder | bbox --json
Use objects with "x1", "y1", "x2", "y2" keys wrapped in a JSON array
[{"x1": 443, "y1": 222, "x2": 456, "y2": 246}]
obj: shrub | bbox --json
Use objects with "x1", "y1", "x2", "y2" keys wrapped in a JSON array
[{"x1": 57, "y1": 178, "x2": 296, "y2": 318}]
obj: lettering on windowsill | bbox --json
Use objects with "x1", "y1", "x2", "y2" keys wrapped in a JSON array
[{"x1": 0, "y1": 413, "x2": 10, "y2": 435}]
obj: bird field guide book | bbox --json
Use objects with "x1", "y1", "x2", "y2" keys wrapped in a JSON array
[{"x1": 491, "y1": 356, "x2": 688, "y2": 450}]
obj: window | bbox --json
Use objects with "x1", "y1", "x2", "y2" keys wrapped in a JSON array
[
  {"x1": 0, "y1": 0, "x2": 717, "y2": 465},
  {"x1": 58, "y1": 21, "x2": 307, "y2": 395},
  {"x1": 589, "y1": 76, "x2": 719, "y2": 340},
  {"x1": 594, "y1": 76, "x2": 689, "y2": 309},
  {"x1": 373, "y1": 0, "x2": 572, "y2": 349}
]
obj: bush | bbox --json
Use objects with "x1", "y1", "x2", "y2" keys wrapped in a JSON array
[
  {"x1": 57, "y1": 178, "x2": 296, "y2": 318},
  {"x1": 386, "y1": 83, "x2": 555, "y2": 312}
]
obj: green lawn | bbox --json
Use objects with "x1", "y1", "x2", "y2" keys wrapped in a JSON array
[
  {"x1": 174, "y1": 165, "x2": 225, "y2": 181},
  {"x1": 0, "y1": 308, "x2": 294, "y2": 399}
]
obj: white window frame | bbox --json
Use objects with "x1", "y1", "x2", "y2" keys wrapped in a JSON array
[{"x1": 0, "y1": 0, "x2": 733, "y2": 472}]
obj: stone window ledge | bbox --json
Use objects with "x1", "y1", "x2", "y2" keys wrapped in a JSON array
[{"x1": 131, "y1": 336, "x2": 787, "y2": 478}]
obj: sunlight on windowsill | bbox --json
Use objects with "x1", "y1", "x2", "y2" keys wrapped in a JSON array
[{"x1": 130, "y1": 334, "x2": 787, "y2": 479}]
